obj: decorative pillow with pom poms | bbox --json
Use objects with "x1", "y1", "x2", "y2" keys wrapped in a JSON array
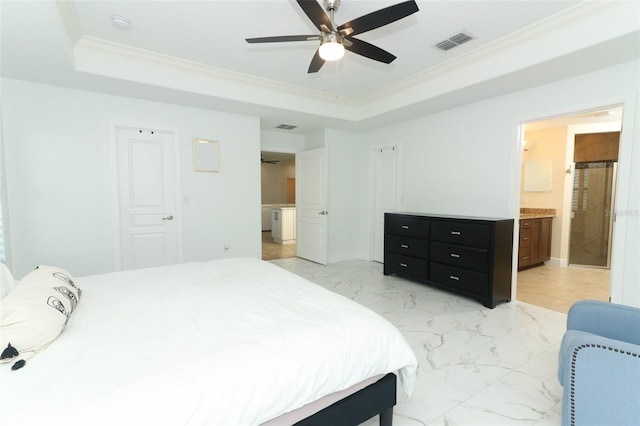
[{"x1": 0, "y1": 265, "x2": 81, "y2": 370}]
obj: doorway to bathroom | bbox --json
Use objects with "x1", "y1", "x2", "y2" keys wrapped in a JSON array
[{"x1": 516, "y1": 106, "x2": 622, "y2": 312}]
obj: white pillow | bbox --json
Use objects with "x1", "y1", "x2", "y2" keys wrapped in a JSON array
[
  {"x1": 0, "y1": 265, "x2": 81, "y2": 370},
  {"x1": 0, "y1": 263, "x2": 16, "y2": 299}
]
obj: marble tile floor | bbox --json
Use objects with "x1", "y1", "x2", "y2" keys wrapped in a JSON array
[
  {"x1": 516, "y1": 264, "x2": 609, "y2": 314},
  {"x1": 270, "y1": 257, "x2": 568, "y2": 426}
]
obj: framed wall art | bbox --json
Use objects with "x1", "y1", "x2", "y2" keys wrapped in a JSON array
[{"x1": 193, "y1": 138, "x2": 219, "y2": 173}]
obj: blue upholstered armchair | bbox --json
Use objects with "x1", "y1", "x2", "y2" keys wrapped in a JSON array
[{"x1": 558, "y1": 300, "x2": 640, "y2": 426}]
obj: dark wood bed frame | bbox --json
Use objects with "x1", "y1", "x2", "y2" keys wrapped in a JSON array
[{"x1": 295, "y1": 373, "x2": 397, "y2": 426}]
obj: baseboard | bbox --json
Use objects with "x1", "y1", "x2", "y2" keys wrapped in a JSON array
[
  {"x1": 548, "y1": 257, "x2": 565, "y2": 267},
  {"x1": 327, "y1": 252, "x2": 370, "y2": 264}
]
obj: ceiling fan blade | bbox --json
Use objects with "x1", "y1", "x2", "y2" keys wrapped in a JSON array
[
  {"x1": 344, "y1": 37, "x2": 396, "y2": 64},
  {"x1": 246, "y1": 35, "x2": 320, "y2": 43},
  {"x1": 297, "y1": 0, "x2": 334, "y2": 32},
  {"x1": 308, "y1": 49, "x2": 325, "y2": 73},
  {"x1": 337, "y1": 0, "x2": 418, "y2": 36}
]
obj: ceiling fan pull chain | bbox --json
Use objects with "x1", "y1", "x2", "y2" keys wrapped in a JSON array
[{"x1": 334, "y1": 60, "x2": 341, "y2": 99}]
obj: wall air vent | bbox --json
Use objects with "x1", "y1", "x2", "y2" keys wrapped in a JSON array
[
  {"x1": 276, "y1": 124, "x2": 298, "y2": 130},
  {"x1": 435, "y1": 32, "x2": 473, "y2": 51}
]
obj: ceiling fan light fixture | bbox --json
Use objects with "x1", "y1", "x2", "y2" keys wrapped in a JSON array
[{"x1": 319, "y1": 34, "x2": 345, "y2": 61}]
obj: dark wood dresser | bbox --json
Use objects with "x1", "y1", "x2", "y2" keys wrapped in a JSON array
[{"x1": 384, "y1": 213, "x2": 514, "y2": 308}]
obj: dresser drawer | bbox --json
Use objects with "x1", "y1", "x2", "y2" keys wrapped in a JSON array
[
  {"x1": 385, "y1": 252, "x2": 429, "y2": 277},
  {"x1": 519, "y1": 228, "x2": 532, "y2": 248},
  {"x1": 430, "y1": 242, "x2": 488, "y2": 272},
  {"x1": 430, "y1": 221, "x2": 490, "y2": 247},
  {"x1": 385, "y1": 215, "x2": 429, "y2": 239},
  {"x1": 385, "y1": 235, "x2": 429, "y2": 259},
  {"x1": 430, "y1": 262, "x2": 489, "y2": 298}
]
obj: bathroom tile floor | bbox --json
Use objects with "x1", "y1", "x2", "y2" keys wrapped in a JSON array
[
  {"x1": 516, "y1": 264, "x2": 609, "y2": 313},
  {"x1": 271, "y1": 257, "x2": 568, "y2": 425}
]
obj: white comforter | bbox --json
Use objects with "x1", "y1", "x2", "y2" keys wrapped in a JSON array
[{"x1": 0, "y1": 258, "x2": 417, "y2": 425}]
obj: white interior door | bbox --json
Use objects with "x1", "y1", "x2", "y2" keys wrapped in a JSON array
[
  {"x1": 295, "y1": 148, "x2": 328, "y2": 265},
  {"x1": 373, "y1": 146, "x2": 397, "y2": 262},
  {"x1": 116, "y1": 126, "x2": 180, "y2": 270}
]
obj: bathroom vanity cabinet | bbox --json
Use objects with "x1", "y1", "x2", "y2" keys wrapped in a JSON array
[{"x1": 518, "y1": 216, "x2": 552, "y2": 270}]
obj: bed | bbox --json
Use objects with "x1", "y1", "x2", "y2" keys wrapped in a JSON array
[{"x1": 0, "y1": 258, "x2": 418, "y2": 425}]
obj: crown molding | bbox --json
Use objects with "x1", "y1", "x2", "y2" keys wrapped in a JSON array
[
  {"x1": 56, "y1": 0, "x2": 82, "y2": 45},
  {"x1": 360, "y1": 0, "x2": 629, "y2": 105},
  {"x1": 61, "y1": 0, "x2": 638, "y2": 124},
  {"x1": 63, "y1": 0, "x2": 613, "y2": 110},
  {"x1": 73, "y1": 35, "x2": 360, "y2": 107}
]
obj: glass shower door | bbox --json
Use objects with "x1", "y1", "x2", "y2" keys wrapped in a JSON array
[{"x1": 569, "y1": 161, "x2": 616, "y2": 267}]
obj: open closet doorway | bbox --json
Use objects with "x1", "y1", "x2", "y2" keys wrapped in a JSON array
[
  {"x1": 515, "y1": 106, "x2": 623, "y2": 313},
  {"x1": 260, "y1": 151, "x2": 297, "y2": 260}
]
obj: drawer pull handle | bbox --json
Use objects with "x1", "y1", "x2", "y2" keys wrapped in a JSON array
[
  {"x1": 401, "y1": 244, "x2": 409, "y2": 249},
  {"x1": 450, "y1": 253, "x2": 460, "y2": 258},
  {"x1": 451, "y1": 231, "x2": 461, "y2": 236},
  {"x1": 401, "y1": 225, "x2": 409, "y2": 229},
  {"x1": 523, "y1": 237, "x2": 529, "y2": 240},
  {"x1": 449, "y1": 275, "x2": 460, "y2": 281},
  {"x1": 400, "y1": 263, "x2": 408, "y2": 268},
  {"x1": 522, "y1": 256, "x2": 530, "y2": 260}
]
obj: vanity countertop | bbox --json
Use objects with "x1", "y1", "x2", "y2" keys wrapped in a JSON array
[
  {"x1": 519, "y1": 208, "x2": 556, "y2": 219},
  {"x1": 520, "y1": 213, "x2": 555, "y2": 219}
]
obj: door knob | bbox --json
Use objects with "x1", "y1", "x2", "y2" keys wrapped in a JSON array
[{"x1": 162, "y1": 215, "x2": 174, "y2": 221}]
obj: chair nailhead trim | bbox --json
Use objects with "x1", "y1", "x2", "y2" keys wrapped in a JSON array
[{"x1": 569, "y1": 344, "x2": 640, "y2": 426}]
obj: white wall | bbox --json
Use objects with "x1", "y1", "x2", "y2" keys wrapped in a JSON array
[
  {"x1": 2, "y1": 61, "x2": 639, "y2": 307},
  {"x1": 325, "y1": 129, "x2": 367, "y2": 263},
  {"x1": 364, "y1": 99, "x2": 516, "y2": 218},
  {"x1": 260, "y1": 130, "x2": 305, "y2": 153},
  {"x1": 521, "y1": 126, "x2": 568, "y2": 263},
  {"x1": 357, "y1": 60, "x2": 640, "y2": 307},
  {"x1": 2, "y1": 79, "x2": 261, "y2": 278},
  {"x1": 304, "y1": 130, "x2": 327, "y2": 150},
  {"x1": 0, "y1": 86, "x2": 9, "y2": 264}
]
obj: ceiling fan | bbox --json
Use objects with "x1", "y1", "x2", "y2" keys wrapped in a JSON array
[
  {"x1": 261, "y1": 155, "x2": 280, "y2": 164},
  {"x1": 245, "y1": 0, "x2": 419, "y2": 73}
]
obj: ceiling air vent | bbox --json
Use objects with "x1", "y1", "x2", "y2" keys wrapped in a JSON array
[
  {"x1": 276, "y1": 124, "x2": 298, "y2": 130},
  {"x1": 435, "y1": 32, "x2": 473, "y2": 51}
]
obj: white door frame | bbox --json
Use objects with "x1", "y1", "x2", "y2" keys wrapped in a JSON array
[
  {"x1": 368, "y1": 143, "x2": 399, "y2": 262},
  {"x1": 109, "y1": 122, "x2": 183, "y2": 271}
]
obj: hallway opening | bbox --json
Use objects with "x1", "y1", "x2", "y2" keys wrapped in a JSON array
[{"x1": 261, "y1": 151, "x2": 297, "y2": 261}]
